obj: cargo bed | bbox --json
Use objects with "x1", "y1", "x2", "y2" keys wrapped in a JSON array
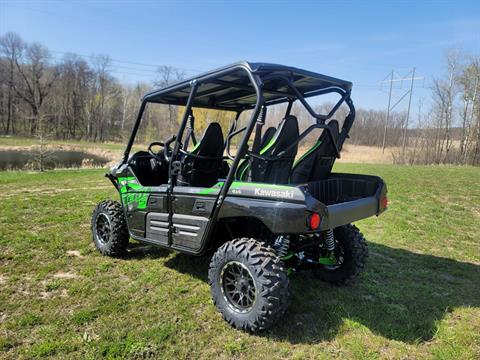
[{"x1": 305, "y1": 173, "x2": 387, "y2": 230}]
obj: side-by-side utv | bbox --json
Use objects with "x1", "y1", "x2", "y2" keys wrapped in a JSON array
[{"x1": 91, "y1": 62, "x2": 388, "y2": 332}]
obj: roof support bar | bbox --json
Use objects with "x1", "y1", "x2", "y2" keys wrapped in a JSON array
[
  {"x1": 209, "y1": 71, "x2": 264, "y2": 230},
  {"x1": 261, "y1": 74, "x2": 349, "y2": 123},
  {"x1": 122, "y1": 100, "x2": 146, "y2": 164},
  {"x1": 170, "y1": 81, "x2": 199, "y2": 185}
]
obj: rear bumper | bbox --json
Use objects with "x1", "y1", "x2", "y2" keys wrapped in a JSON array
[
  {"x1": 322, "y1": 195, "x2": 379, "y2": 230},
  {"x1": 218, "y1": 173, "x2": 387, "y2": 235}
]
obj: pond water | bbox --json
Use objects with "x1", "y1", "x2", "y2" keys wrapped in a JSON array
[{"x1": 0, "y1": 150, "x2": 109, "y2": 170}]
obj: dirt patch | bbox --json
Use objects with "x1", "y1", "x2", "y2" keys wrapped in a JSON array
[
  {"x1": 66, "y1": 250, "x2": 84, "y2": 258},
  {"x1": 53, "y1": 271, "x2": 80, "y2": 280},
  {"x1": 39, "y1": 288, "x2": 68, "y2": 300},
  {"x1": 472, "y1": 206, "x2": 480, "y2": 219}
]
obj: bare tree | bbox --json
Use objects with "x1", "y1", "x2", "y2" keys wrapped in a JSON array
[
  {"x1": 458, "y1": 58, "x2": 479, "y2": 164},
  {"x1": 32, "y1": 114, "x2": 54, "y2": 171},
  {"x1": 85, "y1": 55, "x2": 120, "y2": 141},
  {"x1": 431, "y1": 49, "x2": 461, "y2": 164},
  {"x1": 154, "y1": 65, "x2": 185, "y2": 133},
  {"x1": 0, "y1": 32, "x2": 24, "y2": 135},
  {"x1": 5, "y1": 41, "x2": 59, "y2": 136},
  {"x1": 55, "y1": 53, "x2": 91, "y2": 139}
]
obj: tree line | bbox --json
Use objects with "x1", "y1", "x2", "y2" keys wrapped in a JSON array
[{"x1": 1, "y1": 32, "x2": 479, "y2": 165}]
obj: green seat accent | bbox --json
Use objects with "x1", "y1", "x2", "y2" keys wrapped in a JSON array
[
  {"x1": 191, "y1": 140, "x2": 201, "y2": 153},
  {"x1": 292, "y1": 140, "x2": 322, "y2": 170},
  {"x1": 239, "y1": 160, "x2": 250, "y2": 181},
  {"x1": 259, "y1": 136, "x2": 276, "y2": 155},
  {"x1": 234, "y1": 159, "x2": 247, "y2": 180},
  {"x1": 289, "y1": 120, "x2": 339, "y2": 184},
  {"x1": 237, "y1": 136, "x2": 277, "y2": 181}
]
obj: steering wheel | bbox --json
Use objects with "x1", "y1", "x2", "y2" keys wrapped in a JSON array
[
  {"x1": 148, "y1": 135, "x2": 177, "y2": 162},
  {"x1": 147, "y1": 141, "x2": 165, "y2": 162}
]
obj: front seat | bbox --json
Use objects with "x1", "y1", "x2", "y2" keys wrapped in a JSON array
[
  {"x1": 179, "y1": 122, "x2": 224, "y2": 187},
  {"x1": 290, "y1": 120, "x2": 340, "y2": 184},
  {"x1": 249, "y1": 115, "x2": 299, "y2": 184}
]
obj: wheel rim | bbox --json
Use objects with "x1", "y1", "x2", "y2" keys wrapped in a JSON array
[
  {"x1": 220, "y1": 261, "x2": 256, "y2": 313},
  {"x1": 95, "y1": 213, "x2": 111, "y2": 245}
]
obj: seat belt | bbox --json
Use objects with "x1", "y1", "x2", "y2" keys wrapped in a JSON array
[
  {"x1": 224, "y1": 112, "x2": 240, "y2": 151},
  {"x1": 184, "y1": 112, "x2": 196, "y2": 150}
]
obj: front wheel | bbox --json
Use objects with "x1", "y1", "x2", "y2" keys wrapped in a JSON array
[
  {"x1": 208, "y1": 238, "x2": 290, "y2": 332},
  {"x1": 313, "y1": 224, "x2": 368, "y2": 285},
  {"x1": 91, "y1": 200, "x2": 129, "y2": 257}
]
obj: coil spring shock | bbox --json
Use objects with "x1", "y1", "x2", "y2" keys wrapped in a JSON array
[
  {"x1": 274, "y1": 235, "x2": 290, "y2": 257},
  {"x1": 324, "y1": 229, "x2": 335, "y2": 251}
]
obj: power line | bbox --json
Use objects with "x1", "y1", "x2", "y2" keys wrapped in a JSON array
[
  {"x1": 380, "y1": 68, "x2": 425, "y2": 153},
  {"x1": 50, "y1": 50, "x2": 204, "y2": 73}
]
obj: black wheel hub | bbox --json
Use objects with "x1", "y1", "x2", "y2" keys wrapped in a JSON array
[
  {"x1": 220, "y1": 261, "x2": 256, "y2": 313},
  {"x1": 95, "y1": 213, "x2": 111, "y2": 245}
]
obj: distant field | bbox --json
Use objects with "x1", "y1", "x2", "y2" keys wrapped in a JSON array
[
  {"x1": 0, "y1": 136, "x2": 125, "y2": 152},
  {"x1": 1, "y1": 136, "x2": 396, "y2": 165},
  {"x1": 0, "y1": 164, "x2": 479, "y2": 359},
  {"x1": 338, "y1": 144, "x2": 395, "y2": 164}
]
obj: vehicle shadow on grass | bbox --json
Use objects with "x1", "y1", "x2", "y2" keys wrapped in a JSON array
[
  {"x1": 123, "y1": 242, "x2": 171, "y2": 260},
  {"x1": 164, "y1": 252, "x2": 211, "y2": 281},
  {"x1": 163, "y1": 243, "x2": 480, "y2": 344}
]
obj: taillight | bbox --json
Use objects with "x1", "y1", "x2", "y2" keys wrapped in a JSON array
[
  {"x1": 307, "y1": 213, "x2": 321, "y2": 230},
  {"x1": 380, "y1": 195, "x2": 388, "y2": 210}
]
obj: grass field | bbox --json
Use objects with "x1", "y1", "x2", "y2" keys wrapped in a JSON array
[{"x1": 0, "y1": 164, "x2": 479, "y2": 359}]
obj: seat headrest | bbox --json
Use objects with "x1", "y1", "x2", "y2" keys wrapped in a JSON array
[
  {"x1": 264, "y1": 115, "x2": 299, "y2": 156},
  {"x1": 327, "y1": 120, "x2": 339, "y2": 138},
  {"x1": 193, "y1": 122, "x2": 224, "y2": 156}
]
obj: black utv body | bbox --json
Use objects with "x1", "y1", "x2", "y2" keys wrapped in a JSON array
[{"x1": 92, "y1": 62, "x2": 388, "y2": 332}]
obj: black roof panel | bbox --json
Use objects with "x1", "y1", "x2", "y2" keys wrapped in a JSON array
[{"x1": 143, "y1": 61, "x2": 352, "y2": 111}]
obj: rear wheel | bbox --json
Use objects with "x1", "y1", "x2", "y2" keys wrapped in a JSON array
[
  {"x1": 91, "y1": 200, "x2": 129, "y2": 256},
  {"x1": 313, "y1": 224, "x2": 368, "y2": 284},
  {"x1": 208, "y1": 238, "x2": 290, "y2": 332}
]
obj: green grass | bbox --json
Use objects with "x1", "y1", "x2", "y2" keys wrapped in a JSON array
[{"x1": 0, "y1": 164, "x2": 479, "y2": 359}]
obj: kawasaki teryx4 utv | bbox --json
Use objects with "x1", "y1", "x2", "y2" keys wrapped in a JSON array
[{"x1": 91, "y1": 62, "x2": 388, "y2": 332}]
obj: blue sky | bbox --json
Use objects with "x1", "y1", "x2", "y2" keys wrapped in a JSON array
[{"x1": 1, "y1": 0, "x2": 479, "y2": 113}]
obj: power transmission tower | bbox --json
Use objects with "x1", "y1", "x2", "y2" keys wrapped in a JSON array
[{"x1": 380, "y1": 68, "x2": 424, "y2": 153}]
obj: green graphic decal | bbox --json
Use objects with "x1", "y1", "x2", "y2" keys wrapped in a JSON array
[{"x1": 118, "y1": 176, "x2": 150, "y2": 209}]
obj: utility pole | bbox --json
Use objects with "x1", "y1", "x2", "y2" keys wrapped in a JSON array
[
  {"x1": 382, "y1": 70, "x2": 394, "y2": 153},
  {"x1": 380, "y1": 68, "x2": 424, "y2": 154},
  {"x1": 402, "y1": 67, "x2": 416, "y2": 158}
]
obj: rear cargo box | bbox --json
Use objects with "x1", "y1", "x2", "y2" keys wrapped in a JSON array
[{"x1": 305, "y1": 173, "x2": 386, "y2": 229}]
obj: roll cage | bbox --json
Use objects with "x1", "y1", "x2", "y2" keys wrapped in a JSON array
[{"x1": 121, "y1": 61, "x2": 356, "y2": 220}]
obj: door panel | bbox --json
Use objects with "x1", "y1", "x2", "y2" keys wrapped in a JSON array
[
  {"x1": 146, "y1": 212, "x2": 169, "y2": 245},
  {"x1": 127, "y1": 211, "x2": 147, "y2": 238},
  {"x1": 171, "y1": 191, "x2": 216, "y2": 252},
  {"x1": 144, "y1": 194, "x2": 169, "y2": 244},
  {"x1": 171, "y1": 214, "x2": 209, "y2": 250}
]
